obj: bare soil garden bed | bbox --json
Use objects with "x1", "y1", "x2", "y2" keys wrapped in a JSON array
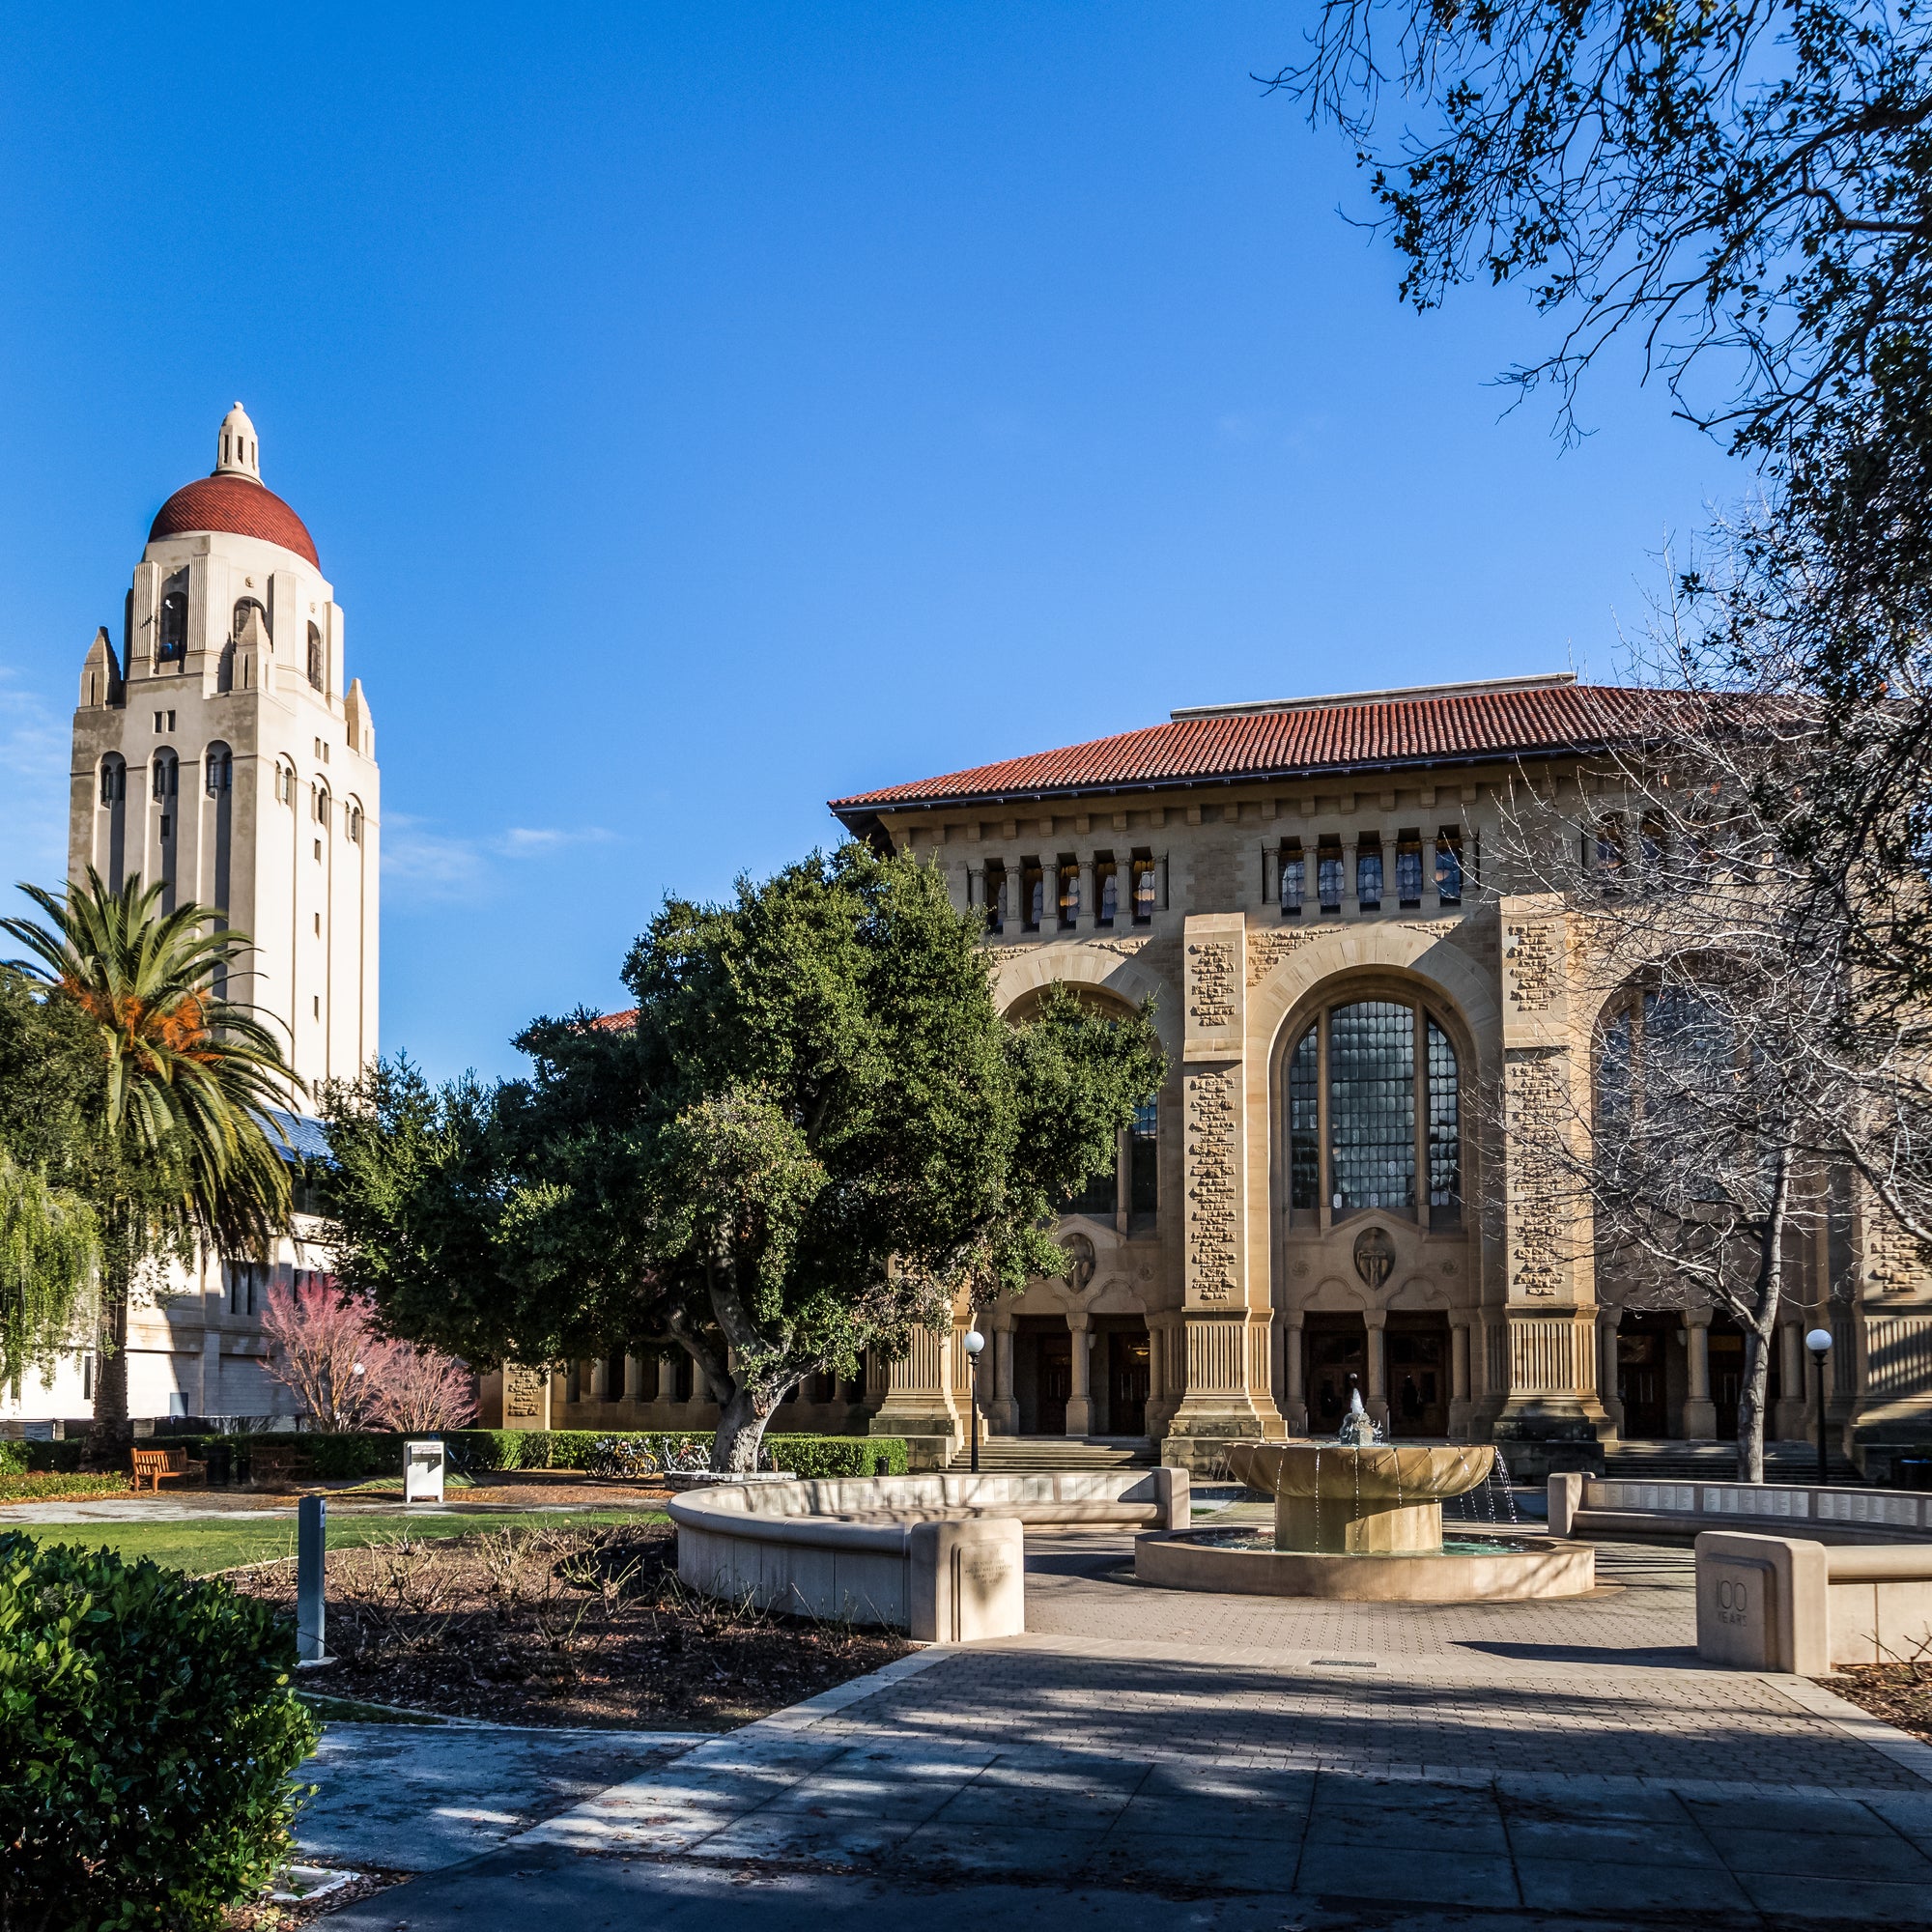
[
  {"x1": 234, "y1": 1519, "x2": 910, "y2": 1729},
  {"x1": 1822, "y1": 1662, "x2": 1932, "y2": 1743}
]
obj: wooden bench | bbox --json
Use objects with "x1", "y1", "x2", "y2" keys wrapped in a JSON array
[{"x1": 129, "y1": 1446, "x2": 207, "y2": 1492}]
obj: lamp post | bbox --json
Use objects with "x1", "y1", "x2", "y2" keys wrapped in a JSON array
[
  {"x1": 963, "y1": 1329, "x2": 985, "y2": 1474},
  {"x1": 1806, "y1": 1327, "x2": 1833, "y2": 1488}
]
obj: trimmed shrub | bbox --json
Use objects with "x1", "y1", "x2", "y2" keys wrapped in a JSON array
[
  {"x1": 21, "y1": 1441, "x2": 84, "y2": 1475},
  {"x1": 0, "y1": 1443, "x2": 23, "y2": 1476},
  {"x1": 443, "y1": 1429, "x2": 908, "y2": 1477},
  {"x1": 0, "y1": 1472, "x2": 127, "y2": 1505},
  {"x1": 770, "y1": 1435, "x2": 909, "y2": 1478},
  {"x1": 300, "y1": 1432, "x2": 406, "y2": 1480},
  {"x1": 0, "y1": 1530, "x2": 322, "y2": 1930}
]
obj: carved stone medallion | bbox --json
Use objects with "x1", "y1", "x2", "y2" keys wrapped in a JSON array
[{"x1": 1353, "y1": 1226, "x2": 1396, "y2": 1291}]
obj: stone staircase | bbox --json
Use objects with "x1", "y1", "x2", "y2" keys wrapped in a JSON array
[
  {"x1": 1603, "y1": 1440, "x2": 1862, "y2": 1486},
  {"x1": 947, "y1": 1435, "x2": 1156, "y2": 1473}
]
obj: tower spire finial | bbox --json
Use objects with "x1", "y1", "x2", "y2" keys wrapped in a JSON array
[{"x1": 215, "y1": 401, "x2": 261, "y2": 483}]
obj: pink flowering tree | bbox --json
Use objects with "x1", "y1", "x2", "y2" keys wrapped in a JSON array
[{"x1": 262, "y1": 1275, "x2": 473, "y2": 1433}]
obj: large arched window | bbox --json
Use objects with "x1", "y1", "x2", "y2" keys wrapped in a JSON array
[{"x1": 1284, "y1": 996, "x2": 1462, "y2": 1230}]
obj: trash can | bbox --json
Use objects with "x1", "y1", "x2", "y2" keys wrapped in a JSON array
[
  {"x1": 205, "y1": 1440, "x2": 232, "y2": 1487},
  {"x1": 404, "y1": 1438, "x2": 446, "y2": 1504},
  {"x1": 1897, "y1": 1457, "x2": 1932, "y2": 1491}
]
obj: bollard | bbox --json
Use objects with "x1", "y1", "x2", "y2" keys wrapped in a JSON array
[{"x1": 296, "y1": 1492, "x2": 328, "y2": 1664}]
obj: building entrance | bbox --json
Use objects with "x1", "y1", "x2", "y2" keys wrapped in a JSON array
[
  {"x1": 1303, "y1": 1314, "x2": 1368, "y2": 1434},
  {"x1": 1386, "y1": 1313, "x2": 1450, "y2": 1437},
  {"x1": 1013, "y1": 1316, "x2": 1072, "y2": 1435},
  {"x1": 1616, "y1": 1312, "x2": 1677, "y2": 1437},
  {"x1": 1709, "y1": 1312, "x2": 1778, "y2": 1439},
  {"x1": 1103, "y1": 1325, "x2": 1151, "y2": 1435}
]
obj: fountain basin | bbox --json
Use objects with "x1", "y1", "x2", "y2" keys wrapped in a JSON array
[
  {"x1": 1226, "y1": 1439, "x2": 1499, "y2": 1554},
  {"x1": 1134, "y1": 1526, "x2": 1596, "y2": 1601}
]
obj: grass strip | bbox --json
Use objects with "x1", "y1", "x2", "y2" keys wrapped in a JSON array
[{"x1": 3, "y1": 1507, "x2": 670, "y2": 1577}]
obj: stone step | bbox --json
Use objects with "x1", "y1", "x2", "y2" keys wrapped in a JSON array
[
  {"x1": 947, "y1": 1435, "x2": 1156, "y2": 1472},
  {"x1": 1604, "y1": 1441, "x2": 1862, "y2": 1485}
]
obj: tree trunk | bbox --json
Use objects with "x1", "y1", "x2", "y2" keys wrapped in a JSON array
[
  {"x1": 1736, "y1": 1315, "x2": 1776, "y2": 1485},
  {"x1": 712, "y1": 1382, "x2": 777, "y2": 1472}
]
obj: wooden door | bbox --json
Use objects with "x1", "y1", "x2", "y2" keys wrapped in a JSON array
[
  {"x1": 1109, "y1": 1332, "x2": 1150, "y2": 1435},
  {"x1": 1040, "y1": 1341, "x2": 1071, "y2": 1435}
]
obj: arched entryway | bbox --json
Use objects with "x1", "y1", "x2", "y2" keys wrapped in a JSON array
[{"x1": 1303, "y1": 1312, "x2": 1367, "y2": 1433}]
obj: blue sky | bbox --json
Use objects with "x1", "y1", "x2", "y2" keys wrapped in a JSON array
[{"x1": 0, "y1": 4, "x2": 1743, "y2": 1081}]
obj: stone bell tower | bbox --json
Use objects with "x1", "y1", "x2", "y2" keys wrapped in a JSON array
[{"x1": 68, "y1": 403, "x2": 380, "y2": 1096}]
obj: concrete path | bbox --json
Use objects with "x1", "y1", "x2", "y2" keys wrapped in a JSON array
[
  {"x1": 316, "y1": 1535, "x2": 1932, "y2": 1929},
  {"x1": 298, "y1": 1722, "x2": 706, "y2": 1871}
]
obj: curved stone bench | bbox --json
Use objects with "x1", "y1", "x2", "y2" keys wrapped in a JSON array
[
  {"x1": 1696, "y1": 1530, "x2": 1932, "y2": 1672},
  {"x1": 668, "y1": 1467, "x2": 1187, "y2": 1641}
]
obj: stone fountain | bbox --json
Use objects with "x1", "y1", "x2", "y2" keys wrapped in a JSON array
[
  {"x1": 1134, "y1": 1396, "x2": 1596, "y2": 1601},
  {"x1": 1223, "y1": 1436, "x2": 1497, "y2": 1555}
]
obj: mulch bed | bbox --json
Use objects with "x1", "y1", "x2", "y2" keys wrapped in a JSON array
[
  {"x1": 233, "y1": 1519, "x2": 911, "y2": 1729},
  {"x1": 1822, "y1": 1662, "x2": 1932, "y2": 1743},
  {"x1": 226, "y1": 1869, "x2": 411, "y2": 1929}
]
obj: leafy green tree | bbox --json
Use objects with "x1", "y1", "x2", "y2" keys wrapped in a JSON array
[
  {"x1": 0, "y1": 872, "x2": 300, "y2": 1425},
  {"x1": 325, "y1": 845, "x2": 1163, "y2": 1470}
]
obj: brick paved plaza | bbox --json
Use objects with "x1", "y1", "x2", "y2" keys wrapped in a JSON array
[{"x1": 316, "y1": 1535, "x2": 1932, "y2": 1930}]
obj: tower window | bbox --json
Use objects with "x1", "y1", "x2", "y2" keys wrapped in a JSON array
[
  {"x1": 158, "y1": 592, "x2": 187, "y2": 664},
  {"x1": 99, "y1": 755, "x2": 126, "y2": 805},
  {"x1": 1020, "y1": 859, "x2": 1043, "y2": 932},
  {"x1": 151, "y1": 751, "x2": 178, "y2": 801},
  {"x1": 347, "y1": 803, "x2": 362, "y2": 844},
  {"x1": 1095, "y1": 855, "x2": 1118, "y2": 926},
  {"x1": 983, "y1": 860, "x2": 1007, "y2": 934},
  {"x1": 204, "y1": 745, "x2": 233, "y2": 794},
  {"x1": 1130, "y1": 850, "x2": 1156, "y2": 923},
  {"x1": 306, "y1": 622, "x2": 324, "y2": 692},
  {"x1": 1056, "y1": 857, "x2": 1080, "y2": 928},
  {"x1": 1435, "y1": 828, "x2": 1463, "y2": 904}
]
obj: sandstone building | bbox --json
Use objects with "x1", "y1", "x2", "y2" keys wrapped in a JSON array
[{"x1": 511, "y1": 673, "x2": 1932, "y2": 1479}]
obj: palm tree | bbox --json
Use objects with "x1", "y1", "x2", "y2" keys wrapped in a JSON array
[{"x1": 0, "y1": 870, "x2": 302, "y2": 1425}]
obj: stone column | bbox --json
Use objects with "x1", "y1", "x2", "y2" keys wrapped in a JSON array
[
  {"x1": 1065, "y1": 1311, "x2": 1094, "y2": 1436},
  {"x1": 990, "y1": 1320, "x2": 1018, "y2": 1435},
  {"x1": 1597, "y1": 1308, "x2": 1623, "y2": 1437},
  {"x1": 1776, "y1": 1321, "x2": 1806, "y2": 1442},
  {"x1": 1364, "y1": 1310, "x2": 1388, "y2": 1427},
  {"x1": 656, "y1": 1354, "x2": 679, "y2": 1403},
  {"x1": 869, "y1": 1324, "x2": 963, "y2": 1452},
  {"x1": 1684, "y1": 1309, "x2": 1716, "y2": 1439},
  {"x1": 1489, "y1": 893, "x2": 1614, "y2": 1468},
  {"x1": 1450, "y1": 1320, "x2": 1471, "y2": 1437},
  {"x1": 1115, "y1": 1128, "x2": 1131, "y2": 1236},
  {"x1": 1283, "y1": 1311, "x2": 1306, "y2": 1435},
  {"x1": 1162, "y1": 912, "x2": 1285, "y2": 1467}
]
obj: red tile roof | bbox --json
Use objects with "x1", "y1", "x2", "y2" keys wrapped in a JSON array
[
  {"x1": 586, "y1": 1008, "x2": 637, "y2": 1031},
  {"x1": 149, "y1": 473, "x2": 321, "y2": 568},
  {"x1": 829, "y1": 678, "x2": 1655, "y2": 824}
]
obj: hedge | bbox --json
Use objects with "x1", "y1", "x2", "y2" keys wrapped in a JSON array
[
  {"x1": 0, "y1": 1530, "x2": 321, "y2": 1930},
  {"x1": 444, "y1": 1429, "x2": 909, "y2": 1478},
  {"x1": 0, "y1": 1472, "x2": 127, "y2": 1505},
  {"x1": 0, "y1": 1440, "x2": 86, "y2": 1475}
]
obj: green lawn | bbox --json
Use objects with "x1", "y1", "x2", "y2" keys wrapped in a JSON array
[{"x1": 2, "y1": 1507, "x2": 668, "y2": 1576}]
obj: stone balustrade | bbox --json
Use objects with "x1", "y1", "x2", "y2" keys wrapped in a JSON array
[{"x1": 1548, "y1": 1471, "x2": 1932, "y2": 1543}]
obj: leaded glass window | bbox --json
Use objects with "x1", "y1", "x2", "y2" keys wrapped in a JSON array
[
  {"x1": 1396, "y1": 839, "x2": 1424, "y2": 906},
  {"x1": 1280, "y1": 845, "x2": 1305, "y2": 914},
  {"x1": 1426, "y1": 1017, "x2": 1460, "y2": 1225},
  {"x1": 1357, "y1": 843, "x2": 1383, "y2": 909},
  {"x1": 1288, "y1": 1027, "x2": 1320, "y2": 1210},
  {"x1": 1098, "y1": 863, "x2": 1118, "y2": 925},
  {"x1": 1317, "y1": 844, "x2": 1344, "y2": 913},
  {"x1": 1132, "y1": 856, "x2": 1156, "y2": 923},
  {"x1": 1435, "y1": 830, "x2": 1463, "y2": 903},
  {"x1": 1329, "y1": 1000, "x2": 1414, "y2": 1211}
]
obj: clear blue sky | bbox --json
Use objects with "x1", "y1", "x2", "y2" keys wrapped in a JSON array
[{"x1": 0, "y1": 4, "x2": 1743, "y2": 1082}]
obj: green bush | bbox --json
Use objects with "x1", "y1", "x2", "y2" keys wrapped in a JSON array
[
  {"x1": 20, "y1": 1441, "x2": 84, "y2": 1475},
  {"x1": 0, "y1": 1531, "x2": 322, "y2": 1930},
  {"x1": 0, "y1": 1472, "x2": 126, "y2": 1504},
  {"x1": 0, "y1": 1442, "x2": 23, "y2": 1475},
  {"x1": 300, "y1": 1433, "x2": 406, "y2": 1480},
  {"x1": 441, "y1": 1428, "x2": 906, "y2": 1478}
]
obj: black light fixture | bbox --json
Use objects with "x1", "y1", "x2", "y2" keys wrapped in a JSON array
[
  {"x1": 963, "y1": 1329, "x2": 985, "y2": 1474},
  {"x1": 1805, "y1": 1327, "x2": 1833, "y2": 1488}
]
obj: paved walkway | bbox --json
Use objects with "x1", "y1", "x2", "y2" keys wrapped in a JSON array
[{"x1": 317, "y1": 1534, "x2": 1932, "y2": 1929}]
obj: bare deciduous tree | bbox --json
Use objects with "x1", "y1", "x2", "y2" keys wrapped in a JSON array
[{"x1": 1492, "y1": 659, "x2": 1932, "y2": 1480}]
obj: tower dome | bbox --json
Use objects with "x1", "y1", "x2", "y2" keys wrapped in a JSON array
[{"x1": 147, "y1": 402, "x2": 320, "y2": 567}]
